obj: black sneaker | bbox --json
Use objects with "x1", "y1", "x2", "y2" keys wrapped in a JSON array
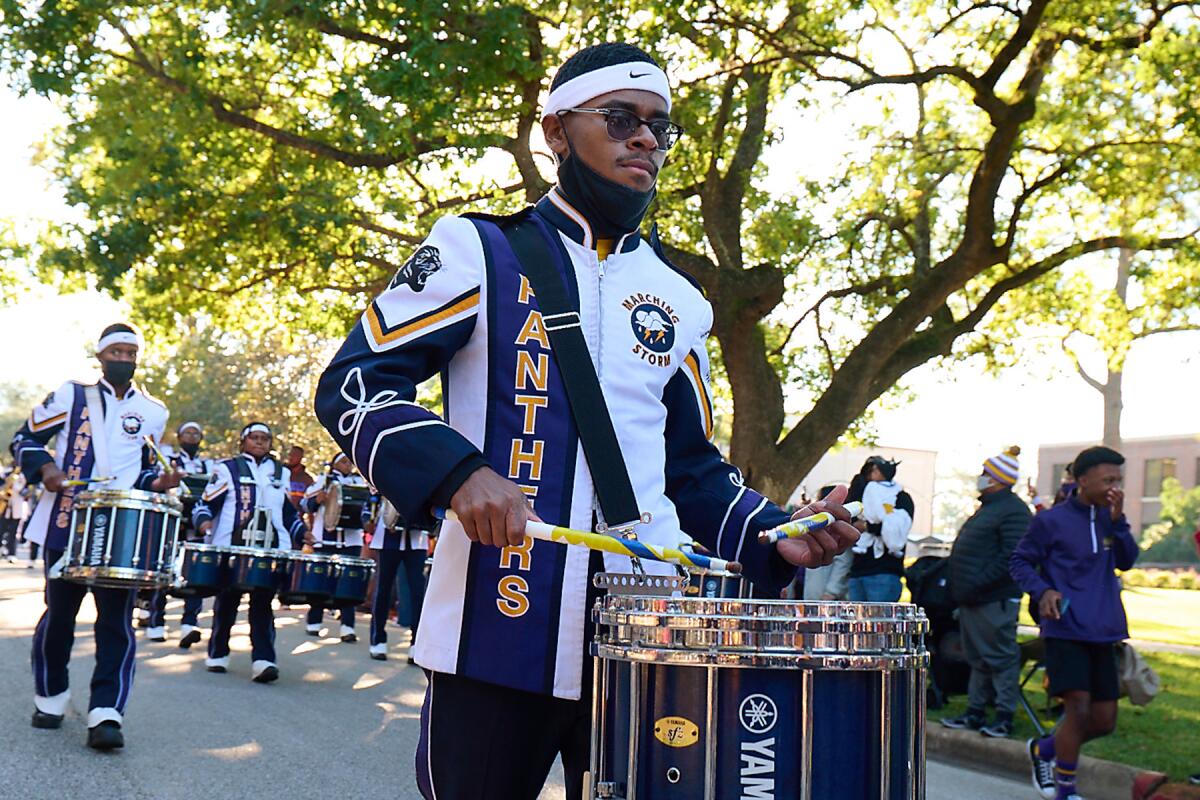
[
  {"x1": 252, "y1": 666, "x2": 279, "y2": 684},
  {"x1": 1027, "y1": 738, "x2": 1056, "y2": 798},
  {"x1": 31, "y1": 709, "x2": 64, "y2": 729},
  {"x1": 939, "y1": 711, "x2": 985, "y2": 730},
  {"x1": 980, "y1": 717, "x2": 1013, "y2": 738},
  {"x1": 87, "y1": 721, "x2": 124, "y2": 751}
]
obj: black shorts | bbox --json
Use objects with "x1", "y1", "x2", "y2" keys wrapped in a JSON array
[{"x1": 1043, "y1": 638, "x2": 1120, "y2": 701}]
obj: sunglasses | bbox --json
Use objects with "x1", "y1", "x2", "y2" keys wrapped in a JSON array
[{"x1": 559, "y1": 107, "x2": 684, "y2": 151}]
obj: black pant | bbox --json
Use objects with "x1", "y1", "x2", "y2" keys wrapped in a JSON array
[
  {"x1": 208, "y1": 587, "x2": 276, "y2": 663},
  {"x1": 31, "y1": 549, "x2": 137, "y2": 712},
  {"x1": 370, "y1": 547, "x2": 426, "y2": 646},
  {"x1": 416, "y1": 671, "x2": 592, "y2": 800}
]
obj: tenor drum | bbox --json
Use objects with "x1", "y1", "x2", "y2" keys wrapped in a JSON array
[
  {"x1": 589, "y1": 597, "x2": 928, "y2": 800},
  {"x1": 278, "y1": 552, "x2": 336, "y2": 604},
  {"x1": 330, "y1": 555, "x2": 375, "y2": 605},
  {"x1": 229, "y1": 546, "x2": 284, "y2": 592},
  {"x1": 64, "y1": 489, "x2": 183, "y2": 589},
  {"x1": 175, "y1": 542, "x2": 234, "y2": 597}
]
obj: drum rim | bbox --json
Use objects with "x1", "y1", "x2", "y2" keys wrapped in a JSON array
[
  {"x1": 182, "y1": 543, "x2": 237, "y2": 554},
  {"x1": 329, "y1": 555, "x2": 374, "y2": 566},
  {"x1": 601, "y1": 595, "x2": 926, "y2": 615},
  {"x1": 60, "y1": 565, "x2": 172, "y2": 587},
  {"x1": 593, "y1": 642, "x2": 929, "y2": 671},
  {"x1": 75, "y1": 488, "x2": 183, "y2": 513},
  {"x1": 290, "y1": 552, "x2": 335, "y2": 564},
  {"x1": 595, "y1": 610, "x2": 930, "y2": 634}
]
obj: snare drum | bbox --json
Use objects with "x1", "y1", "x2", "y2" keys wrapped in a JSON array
[
  {"x1": 229, "y1": 546, "x2": 283, "y2": 592},
  {"x1": 330, "y1": 555, "x2": 374, "y2": 605},
  {"x1": 64, "y1": 489, "x2": 183, "y2": 589},
  {"x1": 175, "y1": 542, "x2": 234, "y2": 597},
  {"x1": 278, "y1": 552, "x2": 337, "y2": 604},
  {"x1": 590, "y1": 597, "x2": 928, "y2": 800}
]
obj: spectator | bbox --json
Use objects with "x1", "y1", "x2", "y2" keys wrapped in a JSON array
[
  {"x1": 846, "y1": 456, "x2": 914, "y2": 602},
  {"x1": 283, "y1": 445, "x2": 314, "y2": 508},
  {"x1": 939, "y1": 446, "x2": 1032, "y2": 738},
  {"x1": 1053, "y1": 464, "x2": 1076, "y2": 507},
  {"x1": 1011, "y1": 445, "x2": 1139, "y2": 800},
  {"x1": 2, "y1": 466, "x2": 28, "y2": 562},
  {"x1": 802, "y1": 484, "x2": 853, "y2": 600}
]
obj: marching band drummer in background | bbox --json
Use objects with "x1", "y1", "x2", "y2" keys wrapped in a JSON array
[
  {"x1": 302, "y1": 452, "x2": 368, "y2": 642},
  {"x1": 151, "y1": 421, "x2": 216, "y2": 649},
  {"x1": 366, "y1": 489, "x2": 433, "y2": 662},
  {"x1": 193, "y1": 422, "x2": 306, "y2": 684},
  {"x1": 9, "y1": 322, "x2": 181, "y2": 751}
]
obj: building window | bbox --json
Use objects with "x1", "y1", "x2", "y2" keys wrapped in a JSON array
[
  {"x1": 1142, "y1": 457, "x2": 1177, "y2": 499},
  {"x1": 1051, "y1": 462, "x2": 1072, "y2": 489}
]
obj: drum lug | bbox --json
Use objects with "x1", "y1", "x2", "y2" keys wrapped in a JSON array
[{"x1": 594, "y1": 781, "x2": 620, "y2": 799}]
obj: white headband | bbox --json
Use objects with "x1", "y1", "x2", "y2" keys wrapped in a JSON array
[
  {"x1": 95, "y1": 330, "x2": 142, "y2": 354},
  {"x1": 241, "y1": 423, "x2": 271, "y2": 439},
  {"x1": 177, "y1": 422, "x2": 203, "y2": 435},
  {"x1": 542, "y1": 61, "x2": 672, "y2": 120}
]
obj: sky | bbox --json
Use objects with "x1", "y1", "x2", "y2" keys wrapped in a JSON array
[{"x1": 2, "y1": 77, "x2": 1199, "y2": 512}]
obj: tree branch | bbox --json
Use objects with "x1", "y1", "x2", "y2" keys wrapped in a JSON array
[
  {"x1": 1061, "y1": 334, "x2": 1106, "y2": 392},
  {"x1": 1063, "y1": 2, "x2": 1195, "y2": 52}
]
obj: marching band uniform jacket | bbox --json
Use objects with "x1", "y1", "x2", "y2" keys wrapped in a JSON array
[
  {"x1": 193, "y1": 454, "x2": 303, "y2": 549},
  {"x1": 314, "y1": 191, "x2": 794, "y2": 700},
  {"x1": 170, "y1": 449, "x2": 214, "y2": 476},
  {"x1": 11, "y1": 379, "x2": 166, "y2": 550}
]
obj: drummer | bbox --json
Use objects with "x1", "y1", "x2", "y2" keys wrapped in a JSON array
[
  {"x1": 366, "y1": 489, "x2": 433, "y2": 662},
  {"x1": 302, "y1": 452, "x2": 369, "y2": 642},
  {"x1": 313, "y1": 42, "x2": 860, "y2": 798},
  {"x1": 193, "y1": 422, "x2": 306, "y2": 683},
  {"x1": 10, "y1": 322, "x2": 181, "y2": 751},
  {"x1": 145, "y1": 421, "x2": 215, "y2": 646}
]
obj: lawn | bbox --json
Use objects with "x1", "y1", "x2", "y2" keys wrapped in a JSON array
[
  {"x1": 1015, "y1": 586, "x2": 1200, "y2": 648},
  {"x1": 932, "y1": 650, "x2": 1200, "y2": 778}
]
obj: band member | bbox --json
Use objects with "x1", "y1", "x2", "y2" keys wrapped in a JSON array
[
  {"x1": 10, "y1": 322, "x2": 180, "y2": 750},
  {"x1": 193, "y1": 422, "x2": 305, "y2": 683},
  {"x1": 314, "y1": 43, "x2": 859, "y2": 798},
  {"x1": 366, "y1": 490, "x2": 432, "y2": 662},
  {"x1": 145, "y1": 421, "x2": 216, "y2": 647},
  {"x1": 1, "y1": 465, "x2": 29, "y2": 561},
  {"x1": 303, "y1": 452, "x2": 368, "y2": 641}
]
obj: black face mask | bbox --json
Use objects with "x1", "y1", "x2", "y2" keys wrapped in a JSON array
[
  {"x1": 102, "y1": 360, "x2": 136, "y2": 386},
  {"x1": 181, "y1": 442, "x2": 200, "y2": 457},
  {"x1": 557, "y1": 147, "x2": 655, "y2": 239}
]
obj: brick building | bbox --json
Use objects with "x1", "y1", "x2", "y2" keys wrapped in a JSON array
[{"x1": 1037, "y1": 434, "x2": 1200, "y2": 533}]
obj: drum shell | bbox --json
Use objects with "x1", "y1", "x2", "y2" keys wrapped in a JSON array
[
  {"x1": 279, "y1": 553, "x2": 336, "y2": 604},
  {"x1": 64, "y1": 489, "x2": 182, "y2": 588},
  {"x1": 591, "y1": 598, "x2": 928, "y2": 800},
  {"x1": 330, "y1": 555, "x2": 374, "y2": 604},
  {"x1": 229, "y1": 546, "x2": 281, "y2": 592},
  {"x1": 176, "y1": 543, "x2": 234, "y2": 597}
]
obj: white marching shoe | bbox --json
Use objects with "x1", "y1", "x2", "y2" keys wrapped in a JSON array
[
  {"x1": 251, "y1": 660, "x2": 279, "y2": 684},
  {"x1": 340, "y1": 625, "x2": 358, "y2": 643},
  {"x1": 369, "y1": 643, "x2": 387, "y2": 660}
]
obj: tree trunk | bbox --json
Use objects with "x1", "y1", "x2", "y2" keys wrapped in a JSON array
[{"x1": 1101, "y1": 247, "x2": 1133, "y2": 450}]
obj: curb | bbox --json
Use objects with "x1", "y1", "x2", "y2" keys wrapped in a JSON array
[{"x1": 926, "y1": 723, "x2": 1143, "y2": 800}]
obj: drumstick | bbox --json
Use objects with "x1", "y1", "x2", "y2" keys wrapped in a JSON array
[
  {"x1": 143, "y1": 434, "x2": 173, "y2": 472},
  {"x1": 62, "y1": 475, "x2": 116, "y2": 488},
  {"x1": 435, "y1": 508, "x2": 741, "y2": 574},
  {"x1": 758, "y1": 501, "x2": 864, "y2": 545}
]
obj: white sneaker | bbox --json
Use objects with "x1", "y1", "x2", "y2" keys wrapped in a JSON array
[
  {"x1": 146, "y1": 626, "x2": 166, "y2": 642},
  {"x1": 251, "y1": 660, "x2": 279, "y2": 683},
  {"x1": 369, "y1": 643, "x2": 387, "y2": 660},
  {"x1": 306, "y1": 623, "x2": 322, "y2": 636},
  {"x1": 340, "y1": 625, "x2": 358, "y2": 643},
  {"x1": 205, "y1": 656, "x2": 230, "y2": 673}
]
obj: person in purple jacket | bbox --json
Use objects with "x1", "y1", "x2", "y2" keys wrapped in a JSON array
[{"x1": 1010, "y1": 446, "x2": 1139, "y2": 800}]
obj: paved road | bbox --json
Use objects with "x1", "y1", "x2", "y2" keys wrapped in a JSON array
[{"x1": 0, "y1": 558, "x2": 1031, "y2": 799}]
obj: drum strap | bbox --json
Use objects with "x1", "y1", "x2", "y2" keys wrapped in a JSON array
[
  {"x1": 233, "y1": 457, "x2": 283, "y2": 547},
  {"x1": 497, "y1": 214, "x2": 642, "y2": 529},
  {"x1": 83, "y1": 385, "x2": 113, "y2": 480}
]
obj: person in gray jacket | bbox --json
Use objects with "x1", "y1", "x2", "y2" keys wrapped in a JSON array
[{"x1": 940, "y1": 446, "x2": 1033, "y2": 738}]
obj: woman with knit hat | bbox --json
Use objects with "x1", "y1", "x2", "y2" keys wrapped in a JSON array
[{"x1": 940, "y1": 446, "x2": 1033, "y2": 738}]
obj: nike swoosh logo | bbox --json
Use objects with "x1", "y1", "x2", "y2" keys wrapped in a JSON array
[{"x1": 630, "y1": 71, "x2": 649, "y2": 78}]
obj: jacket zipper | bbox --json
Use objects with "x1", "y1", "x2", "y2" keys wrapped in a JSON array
[
  {"x1": 592, "y1": 250, "x2": 606, "y2": 527},
  {"x1": 1089, "y1": 505, "x2": 1098, "y2": 554}
]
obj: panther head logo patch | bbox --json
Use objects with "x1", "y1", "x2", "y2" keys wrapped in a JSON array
[{"x1": 389, "y1": 245, "x2": 443, "y2": 293}]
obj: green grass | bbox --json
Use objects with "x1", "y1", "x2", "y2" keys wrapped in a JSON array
[
  {"x1": 932, "y1": 650, "x2": 1200, "y2": 778},
  {"x1": 1016, "y1": 587, "x2": 1200, "y2": 648}
]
